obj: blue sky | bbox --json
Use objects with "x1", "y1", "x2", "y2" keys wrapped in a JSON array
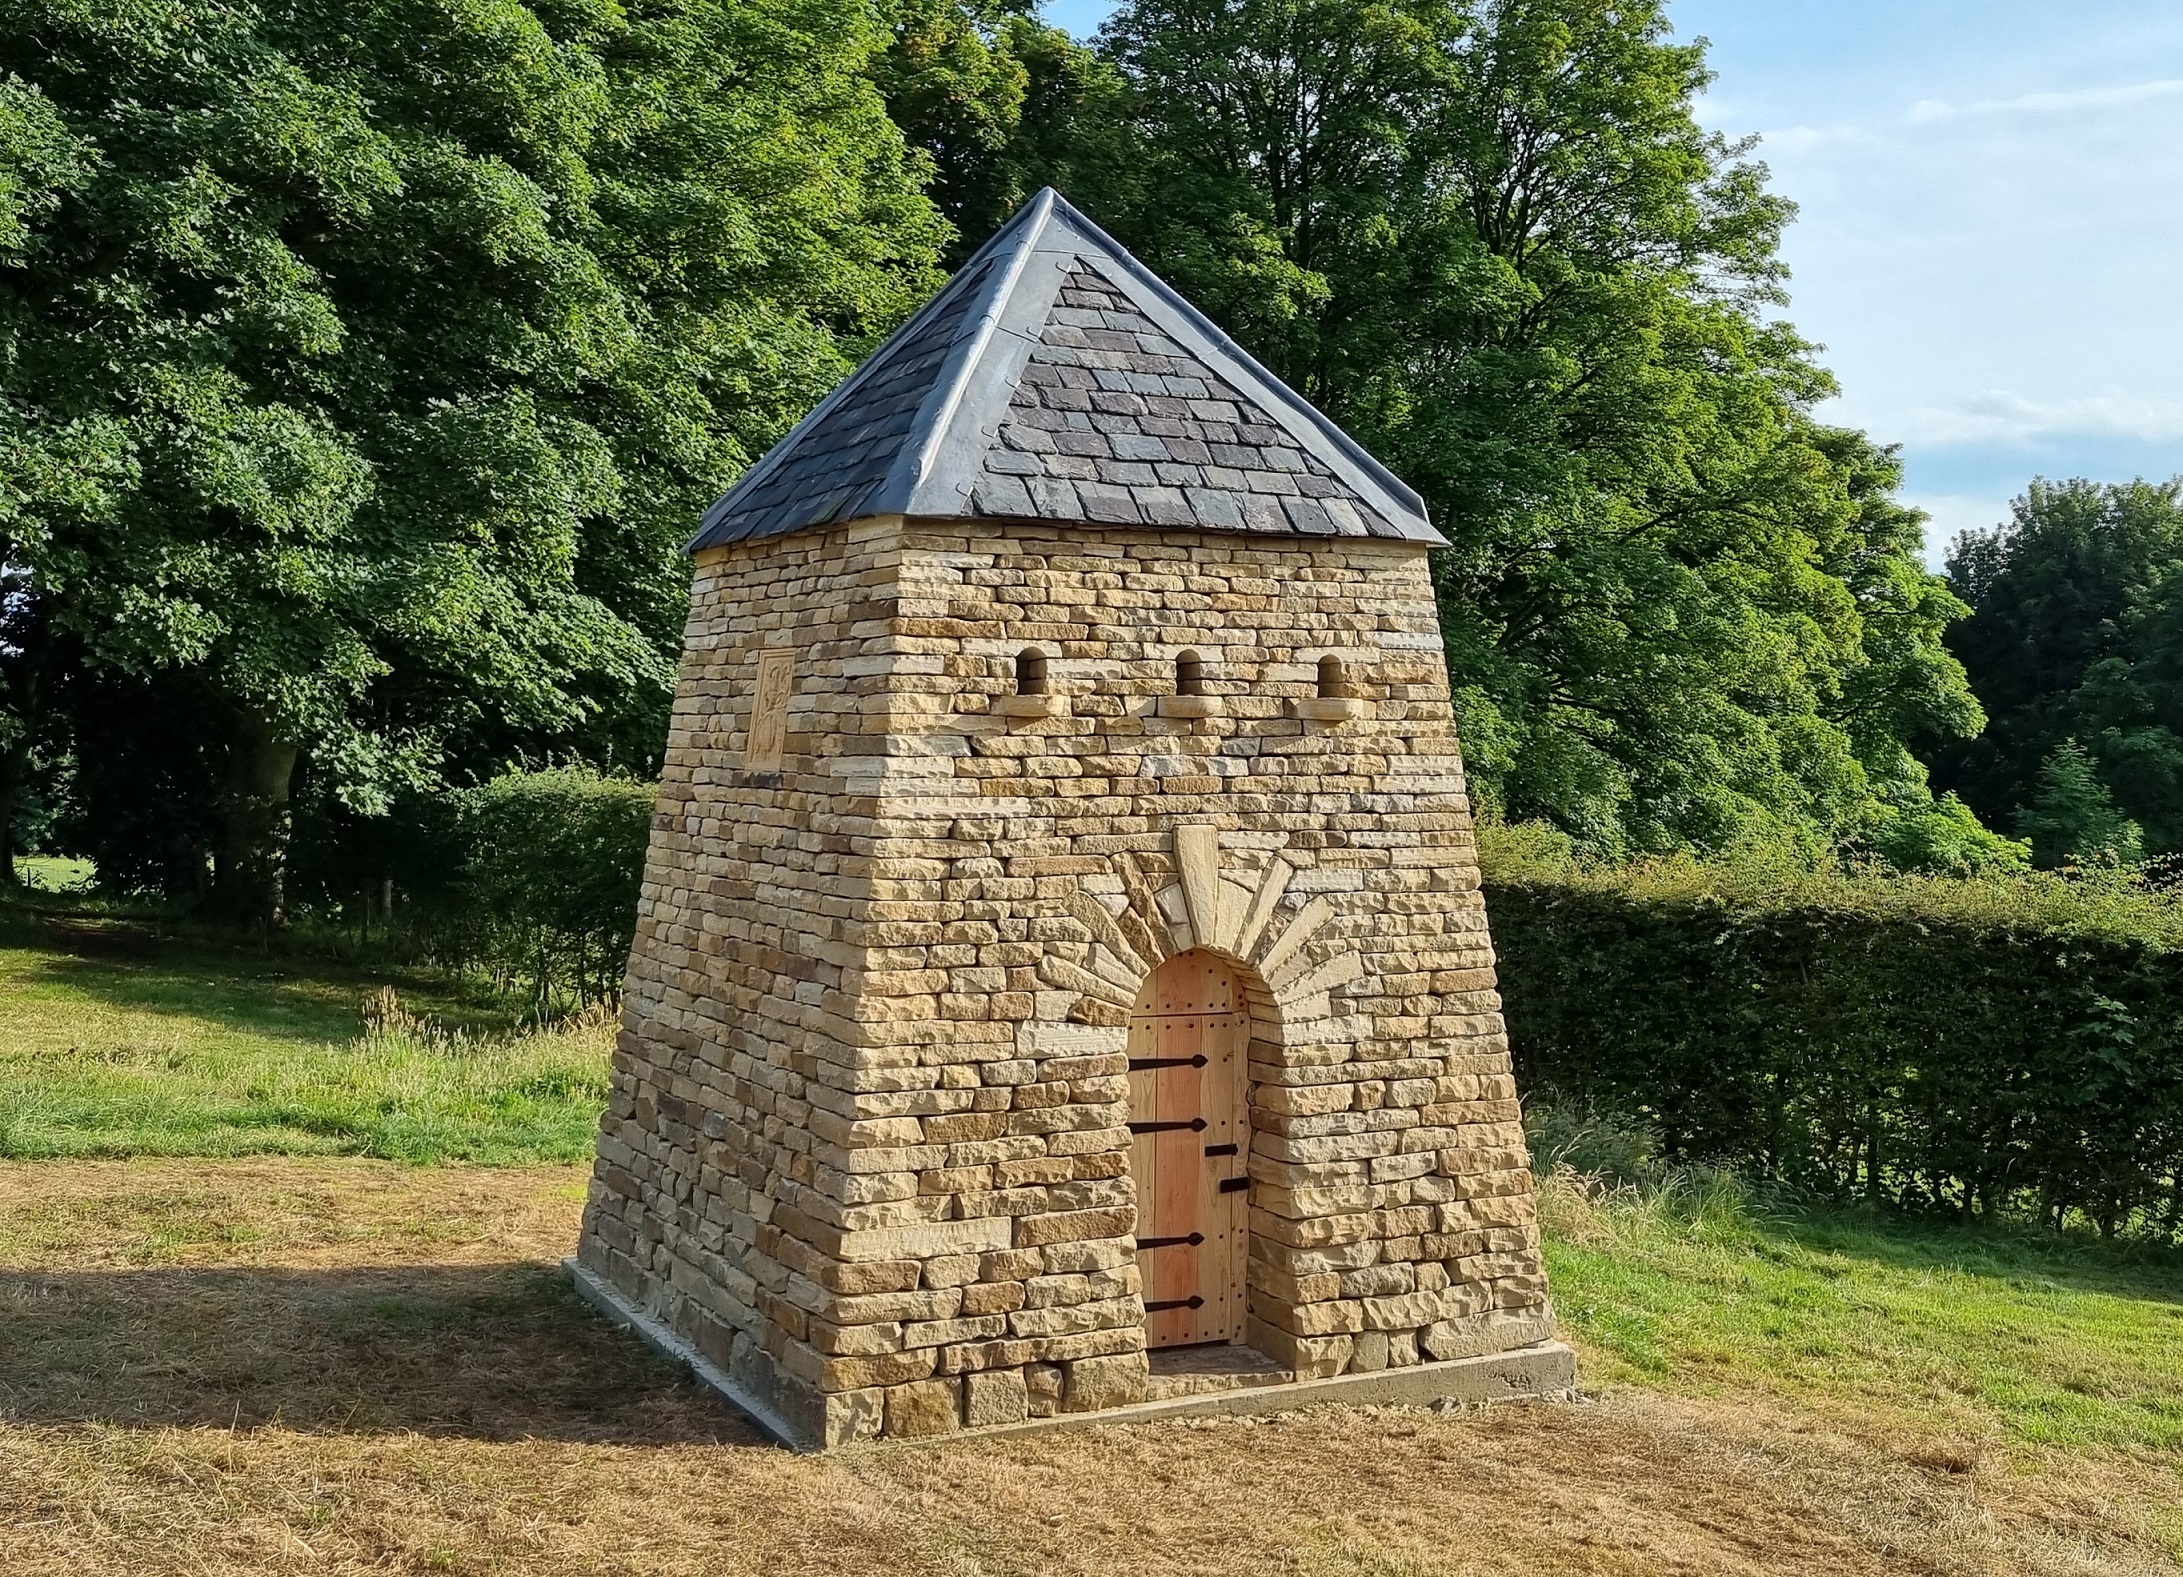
[{"x1": 1042, "y1": 0, "x2": 2183, "y2": 564}]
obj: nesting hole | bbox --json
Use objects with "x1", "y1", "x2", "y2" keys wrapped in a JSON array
[
  {"x1": 1317, "y1": 655, "x2": 1355, "y2": 700},
  {"x1": 1015, "y1": 648, "x2": 1050, "y2": 697},
  {"x1": 1175, "y1": 650, "x2": 1207, "y2": 697}
]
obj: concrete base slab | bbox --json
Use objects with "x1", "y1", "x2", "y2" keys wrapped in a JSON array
[
  {"x1": 568, "y1": 1258, "x2": 1577, "y2": 1451},
  {"x1": 566, "y1": 1258, "x2": 806, "y2": 1446}
]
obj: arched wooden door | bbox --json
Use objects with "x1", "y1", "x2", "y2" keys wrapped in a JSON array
[{"x1": 1127, "y1": 950, "x2": 1249, "y2": 1348}]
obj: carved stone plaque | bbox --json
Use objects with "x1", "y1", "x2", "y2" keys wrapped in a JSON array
[{"x1": 744, "y1": 648, "x2": 796, "y2": 774}]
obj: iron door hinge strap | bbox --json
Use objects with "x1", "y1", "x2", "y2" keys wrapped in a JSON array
[
  {"x1": 1127, "y1": 1055, "x2": 1208, "y2": 1071},
  {"x1": 1137, "y1": 1233, "x2": 1204, "y2": 1249},
  {"x1": 1129, "y1": 1118, "x2": 1208, "y2": 1134},
  {"x1": 1144, "y1": 1296, "x2": 1206, "y2": 1313},
  {"x1": 1219, "y1": 1177, "x2": 1249, "y2": 1193},
  {"x1": 1203, "y1": 1143, "x2": 1238, "y2": 1157}
]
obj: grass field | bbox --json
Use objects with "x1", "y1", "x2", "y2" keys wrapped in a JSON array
[
  {"x1": 0, "y1": 920, "x2": 611, "y2": 1163},
  {"x1": 2, "y1": 922, "x2": 2180, "y2": 1573}
]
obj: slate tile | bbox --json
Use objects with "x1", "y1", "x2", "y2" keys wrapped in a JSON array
[
  {"x1": 1046, "y1": 454, "x2": 1099, "y2": 481},
  {"x1": 1053, "y1": 429, "x2": 1112, "y2": 459},
  {"x1": 1029, "y1": 477, "x2": 1081, "y2": 516},
  {"x1": 975, "y1": 475, "x2": 1035, "y2": 517},
  {"x1": 1076, "y1": 482, "x2": 1143, "y2": 523},
  {"x1": 1185, "y1": 488, "x2": 1246, "y2": 530},
  {"x1": 1239, "y1": 494, "x2": 1287, "y2": 531},
  {"x1": 1210, "y1": 444, "x2": 1262, "y2": 469},
  {"x1": 1155, "y1": 462, "x2": 1204, "y2": 487},
  {"x1": 1190, "y1": 400, "x2": 1242, "y2": 423},
  {"x1": 1133, "y1": 486, "x2": 1195, "y2": 525},
  {"x1": 1097, "y1": 460, "x2": 1160, "y2": 486},
  {"x1": 986, "y1": 448, "x2": 1043, "y2": 475},
  {"x1": 1244, "y1": 470, "x2": 1301, "y2": 495},
  {"x1": 1282, "y1": 496, "x2": 1338, "y2": 534},
  {"x1": 1111, "y1": 433, "x2": 1172, "y2": 463},
  {"x1": 1261, "y1": 446, "x2": 1309, "y2": 474},
  {"x1": 1091, "y1": 390, "x2": 1149, "y2": 416}
]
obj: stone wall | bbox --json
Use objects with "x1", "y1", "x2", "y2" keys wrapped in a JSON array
[{"x1": 578, "y1": 516, "x2": 1553, "y2": 1447}]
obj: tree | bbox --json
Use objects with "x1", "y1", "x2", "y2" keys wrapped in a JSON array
[
  {"x1": 1939, "y1": 479, "x2": 2183, "y2": 856},
  {"x1": 2018, "y1": 740, "x2": 2144, "y2": 869},
  {"x1": 1067, "y1": 0, "x2": 1991, "y2": 860},
  {"x1": 876, "y1": 0, "x2": 1120, "y2": 260},
  {"x1": 0, "y1": 0, "x2": 945, "y2": 919}
]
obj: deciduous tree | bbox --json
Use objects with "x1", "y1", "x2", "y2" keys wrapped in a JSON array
[
  {"x1": 1069, "y1": 0, "x2": 2000, "y2": 863},
  {"x1": 0, "y1": 0, "x2": 944, "y2": 918}
]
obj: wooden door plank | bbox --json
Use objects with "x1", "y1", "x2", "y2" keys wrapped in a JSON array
[
  {"x1": 1215, "y1": 1003, "x2": 1248, "y2": 1341},
  {"x1": 1150, "y1": 1011, "x2": 1202, "y2": 1347}
]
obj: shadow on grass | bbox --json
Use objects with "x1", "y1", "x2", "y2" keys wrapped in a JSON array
[
  {"x1": 6, "y1": 947, "x2": 530, "y2": 1049},
  {"x1": 0, "y1": 1260, "x2": 766, "y2": 1448},
  {"x1": 1756, "y1": 1199, "x2": 2183, "y2": 1311}
]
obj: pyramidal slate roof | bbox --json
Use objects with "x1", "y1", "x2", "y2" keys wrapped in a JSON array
[{"x1": 690, "y1": 189, "x2": 1440, "y2": 551}]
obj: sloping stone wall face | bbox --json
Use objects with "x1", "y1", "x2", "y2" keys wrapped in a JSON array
[{"x1": 577, "y1": 516, "x2": 1554, "y2": 1447}]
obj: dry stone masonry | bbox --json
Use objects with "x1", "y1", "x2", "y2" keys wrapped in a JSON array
[{"x1": 572, "y1": 190, "x2": 1574, "y2": 1448}]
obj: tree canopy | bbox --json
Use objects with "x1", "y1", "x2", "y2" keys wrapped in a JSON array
[
  {"x1": 0, "y1": 0, "x2": 2049, "y2": 917},
  {"x1": 1049, "y1": 0, "x2": 2008, "y2": 867},
  {"x1": 0, "y1": 0, "x2": 944, "y2": 916},
  {"x1": 1940, "y1": 479, "x2": 2183, "y2": 865}
]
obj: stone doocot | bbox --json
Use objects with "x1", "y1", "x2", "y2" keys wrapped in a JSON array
[{"x1": 574, "y1": 514, "x2": 1567, "y2": 1447}]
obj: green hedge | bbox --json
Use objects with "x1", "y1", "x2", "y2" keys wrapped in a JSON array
[
  {"x1": 451, "y1": 768, "x2": 656, "y2": 1009},
  {"x1": 1483, "y1": 832, "x2": 2183, "y2": 1241}
]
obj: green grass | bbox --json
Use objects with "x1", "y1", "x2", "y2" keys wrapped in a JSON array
[
  {"x1": 15, "y1": 854, "x2": 95, "y2": 893},
  {"x1": 7, "y1": 904, "x2": 2183, "y2": 1475},
  {"x1": 0, "y1": 930, "x2": 613, "y2": 1164},
  {"x1": 1541, "y1": 1169, "x2": 2183, "y2": 1456}
]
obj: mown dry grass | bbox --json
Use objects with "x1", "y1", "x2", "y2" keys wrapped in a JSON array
[{"x1": 4, "y1": 1160, "x2": 2179, "y2": 1576}]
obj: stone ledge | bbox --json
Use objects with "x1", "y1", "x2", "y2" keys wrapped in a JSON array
[
  {"x1": 957, "y1": 1340, "x2": 1578, "y2": 1444},
  {"x1": 1293, "y1": 696, "x2": 1371, "y2": 724},
  {"x1": 571, "y1": 1257, "x2": 1575, "y2": 1452}
]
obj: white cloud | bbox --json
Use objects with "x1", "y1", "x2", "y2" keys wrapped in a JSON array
[
  {"x1": 1909, "y1": 77, "x2": 2183, "y2": 122},
  {"x1": 1901, "y1": 493, "x2": 2015, "y2": 566},
  {"x1": 1889, "y1": 393, "x2": 2183, "y2": 447}
]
